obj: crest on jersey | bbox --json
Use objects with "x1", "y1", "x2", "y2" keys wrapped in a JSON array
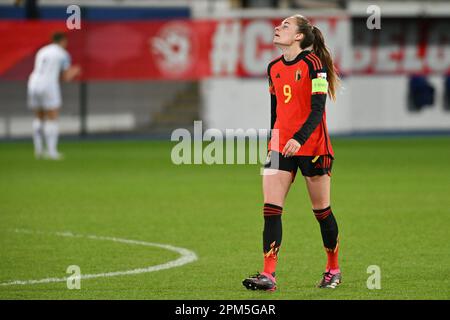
[{"x1": 295, "y1": 69, "x2": 301, "y2": 81}]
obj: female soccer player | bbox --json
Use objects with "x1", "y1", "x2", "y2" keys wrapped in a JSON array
[{"x1": 242, "y1": 15, "x2": 341, "y2": 290}]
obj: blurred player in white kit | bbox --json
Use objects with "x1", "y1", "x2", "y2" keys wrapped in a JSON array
[{"x1": 28, "y1": 32, "x2": 81, "y2": 159}]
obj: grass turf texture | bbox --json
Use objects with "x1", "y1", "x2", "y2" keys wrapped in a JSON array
[{"x1": 0, "y1": 137, "x2": 449, "y2": 300}]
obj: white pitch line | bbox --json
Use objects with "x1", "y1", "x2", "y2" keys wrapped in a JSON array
[{"x1": 0, "y1": 229, "x2": 198, "y2": 286}]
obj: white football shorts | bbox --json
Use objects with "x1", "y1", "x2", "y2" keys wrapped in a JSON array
[{"x1": 27, "y1": 84, "x2": 62, "y2": 110}]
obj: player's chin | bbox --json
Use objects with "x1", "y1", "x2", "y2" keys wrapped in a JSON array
[{"x1": 273, "y1": 38, "x2": 287, "y2": 46}]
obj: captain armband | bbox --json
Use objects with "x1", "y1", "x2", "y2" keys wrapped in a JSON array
[{"x1": 311, "y1": 77, "x2": 328, "y2": 95}]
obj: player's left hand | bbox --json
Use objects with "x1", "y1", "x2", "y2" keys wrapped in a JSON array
[{"x1": 282, "y1": 139, "x2": 301, "y2": 157}]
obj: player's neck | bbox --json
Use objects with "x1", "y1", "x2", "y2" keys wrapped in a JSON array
[
  {"x1": 280, "y1": 45, "x2": 302, "y2": 62},
  {"x1": 280, "y1": 44, "x2": 314, "y2": 62}
]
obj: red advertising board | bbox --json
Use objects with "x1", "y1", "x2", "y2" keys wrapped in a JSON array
[{"x1": 0, "y1": 17, "x2": 448, "y2": 80}]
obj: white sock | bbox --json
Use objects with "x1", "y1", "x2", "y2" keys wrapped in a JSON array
[
  {"x1": 32, "y1": 118, "x2": 43, "y2": 156},
  {"x1": 43, "y1": 120, "x2": 59, "y2": 156}
]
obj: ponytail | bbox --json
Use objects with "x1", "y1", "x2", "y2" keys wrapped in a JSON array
[
  {"x1": 311, "y1": 26, "x2": 339, "y2": 101},
  {"x1": 293, "y1": 15, "x2": 340, "y2": 101}
]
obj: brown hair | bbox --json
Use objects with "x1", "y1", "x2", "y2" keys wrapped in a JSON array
[
  {"x1": 52, "y1": 31, "x2": 67, "y2": 43},
  {"x1": 293, "y1": 15, "x2": 340, "y2": 100}
]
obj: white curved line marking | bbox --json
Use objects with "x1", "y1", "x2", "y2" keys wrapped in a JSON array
[{"x1": 0, "y1": 229, "x2": 198, "y2": 286}]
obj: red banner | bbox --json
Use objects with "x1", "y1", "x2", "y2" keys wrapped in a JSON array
[
  {"x1": 0, "y1": 20, "x2": 68, "y2": 78},
  {"x1": 0, "y1": 18, "x2": 449, "y2": 80},
  {"x1": 0, "y1": 18, "x2": 347, "y2": 80}
]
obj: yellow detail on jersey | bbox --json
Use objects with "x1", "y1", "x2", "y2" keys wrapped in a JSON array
[
  {"x1": 312, "y1": 77, "x2": 328, "y2": 94},
  {"x1": 283, "y1": 84, "x2": 292, "y2": 103},
  {"x1": 311, "y1": 155, "x2": 320, "y2": 163}
]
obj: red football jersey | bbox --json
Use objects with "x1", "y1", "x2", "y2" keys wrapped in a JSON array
[{"x1": 268, "y1": 50, "x2": 334, "y2": 157}]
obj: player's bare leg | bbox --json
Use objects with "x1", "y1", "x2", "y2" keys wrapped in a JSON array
[
  {"x1": 305, "y1": 174, "x2": 330, "y2": 209},
  {"x1": 305, "y1": 174, "x2": 341, "y2": 288},
  {"x1": 32, "y1": 109, "x2": 45, "y2": 159},
  {"x1": 43, "y1": 108, "x2": 62, "y2": 160},
  {"x1": 263, "y1": 169, "x2": 292, "y2": 207},
  {"x1": 45, "y1": 109, "x2": 59, "y2": 121},
  {"x1": 243, "y1": 169, "x2": 292, "y2": 291}
]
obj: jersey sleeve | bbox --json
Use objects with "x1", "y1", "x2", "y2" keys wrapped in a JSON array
[
  {"x1": 61, "y1": 52, "x2": 71, "y2": 71},
  {"x1": 292, "y1": 56, "x2": 328, "y2": 145},
  {"x1": 268, "y1": 65, "x2": 277, "y2": 130}
]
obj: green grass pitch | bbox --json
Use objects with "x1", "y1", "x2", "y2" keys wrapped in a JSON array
[{"x1": 0, "y1": 137, "x2": 449, "y2": 299}]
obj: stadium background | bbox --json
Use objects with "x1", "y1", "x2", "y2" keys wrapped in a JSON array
[{"x1": 0, "y1": 0, "x2": 449, "y2": 300}]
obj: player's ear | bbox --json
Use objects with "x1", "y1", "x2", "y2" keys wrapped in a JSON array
[{"x1": 295, "y1": 33, "x2": 304, "y2": 42}]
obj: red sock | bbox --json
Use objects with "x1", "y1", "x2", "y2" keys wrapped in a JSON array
[
  {"x1": 326, "y1": 242, "x2": 339, "y2": 272},
  {"x1": 263, "y1": 253, "x2": 278, "y2": 276},
  {"x1": 263, "y1": 241, "x2": 279, "y2": 276}
]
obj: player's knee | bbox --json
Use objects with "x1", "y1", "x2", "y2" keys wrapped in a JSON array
[
  {"x1": 312, "y1": 203, "x2": 331, "y2": 211},
  {"x1": 34, "y1": 110, "x2": 45, "y2": 119},
  {"x1": 46, "y1": 110, "x2": 59, "y2": 120},
  {"x1": 263, "y1": 197, "x2": 284, "y2": 208},
  {"x1": 263, "y1": 185, "x2": 286, "y2": 207}
]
